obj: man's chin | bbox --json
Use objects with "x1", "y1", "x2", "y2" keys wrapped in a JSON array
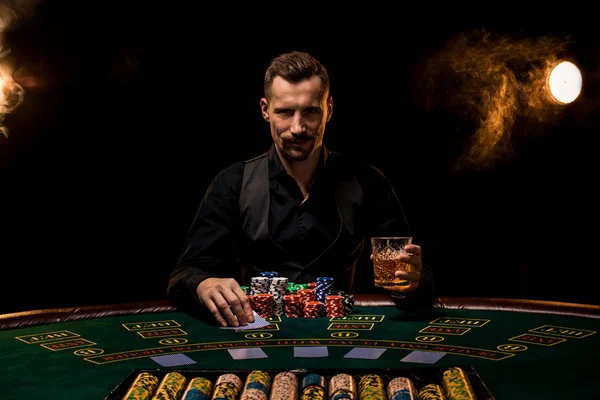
[
  {"x1": 284, "y1": 152, "x2": 309, "y2": 162},
  {"x1": 282, "y1": 147, "x2": 310, "y2": 162}
]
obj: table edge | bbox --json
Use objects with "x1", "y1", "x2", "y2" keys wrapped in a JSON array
[{"x1": 1, "y1": 295, "x2": 598, "y2": 330}]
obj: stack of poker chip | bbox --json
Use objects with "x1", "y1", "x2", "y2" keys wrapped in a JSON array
[
  {"x1": 122, "y1": 372, "x2": 159, "y2": 399},
  {"x1": 358, "y1": 373, "x2": 387, "y2": 399},
  {"x1": 251, "y1": 276, "x2": 270, "y2": 295},
  {"x1": 285, "y1": 282, "x2": 298, "y2": 294},
  {"x1": 270, "y1": 371, "x2": 299, "y2": 400},
  {"x1": 342, "y1": 293, "x2": 354, "y2": 315},
  {"x1": 441, "y1": 367, "x2": 477, "y2": 400},
  {"x1": 387, "y1": 376, "x2": 418, "y2": 399},
  {"x1": 268, "y1": 276, "x2": 288, "y2": 316},
  {"x1": 181, "y1": 376, "x2": 213, "y2": 400},
  {"x1": 283, "y1": 294, "x2": 303, "y2": 318},
  {"x1": 329, "y1": 290, "x2": 354, "y2": 315},
  {"x1": 328, "y1": 373, "x2": 357, "y2": 399},
  {"x1": 418, "y1": 383, "x2": 447, "y2": 399},
  {"x1": 315, "y1": 277, "x2": 334, "y2": 302},
  {"x1": 211, "y1": 373, "x2": 243, "y2": 399},
  {"x1": 324, "y1": 295, "x2": 346, "y2": 318},
  {"x1": 152, "y1": 371, "x2": 187, "y2": 399},
  {"x1": 300, "y1": 373, "x2": 328, "y2": 399},
  {"x1": 303, "y1": 301, "x2": 324, "y2": 318},
  {"x1": 297, "y1": 288, "x2": 316, "y2": 305},
  {"x1": 118, "y1": 370, "x2": 479, "y2": 399},
  {"x1": 253, "y1": 293, "x2": 275, "y2": 318},
  {"x1": 246, "y1": 275, "x2": 355, "y2": 318},
  {"x1": 250, "y1": 276, "x2": 272, "y2": 316},
  {"x1": 240, "y1": 370, "x2": 272, "y2": 400}
]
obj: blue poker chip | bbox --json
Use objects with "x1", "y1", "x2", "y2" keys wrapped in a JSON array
[
  {"x1": 316, "y1": 276, "x2": 334, "y2": 281},
  {"x1": 302, "y1": 374, "x2": 328, "y2": 391}
]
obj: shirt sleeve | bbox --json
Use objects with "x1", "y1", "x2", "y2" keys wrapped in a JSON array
[
  {"x1": 363, "y1": 164, "x2": 411, "y2": 236},
  {"x1": 167, "y1": 163, "x2": 244, "y2": 310},
  {"x1": 362, "y1": 164, "x2": 435, "y2": 310}
]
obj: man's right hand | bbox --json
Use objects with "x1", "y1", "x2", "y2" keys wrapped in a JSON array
[{"x1": 196, "y1": 278, "x2": 255, "y2": 327}]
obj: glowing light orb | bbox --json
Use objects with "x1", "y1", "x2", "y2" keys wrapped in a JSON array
[{"x1": 547, "y1": 61, "x2": 582, "y2": 104}]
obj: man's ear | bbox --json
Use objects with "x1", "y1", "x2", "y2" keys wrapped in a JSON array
[
  {"x1": 260, "y1": 98, "x2": 269, "y2": 121},
  {"x1": 326, "y1": 96, "x2": 333, "y2": 122}
]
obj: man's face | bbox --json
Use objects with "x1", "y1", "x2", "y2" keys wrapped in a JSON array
[{"x1": 260, "y1": 76, "x2": 332, "y2": 162}]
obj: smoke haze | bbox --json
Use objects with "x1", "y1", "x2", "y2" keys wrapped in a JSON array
[
  {"x1": 0, "y1": 0, "x2": 43, "y2": 137},
  {"x1": 422, "y1": 29, "x2": 570, "y2": 170}
]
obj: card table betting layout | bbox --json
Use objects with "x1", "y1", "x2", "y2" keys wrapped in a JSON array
[{"x1": 0, "y1": 294, "x2": 598, "y2": 399}]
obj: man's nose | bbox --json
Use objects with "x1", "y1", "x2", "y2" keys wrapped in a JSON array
[{"x1": 290, "y1": 114, "x2": 306, "y2": 134}]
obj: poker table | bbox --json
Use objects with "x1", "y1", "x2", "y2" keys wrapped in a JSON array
[{"x1": 1, "y1": 294, "x2": 598, "y2": 399}]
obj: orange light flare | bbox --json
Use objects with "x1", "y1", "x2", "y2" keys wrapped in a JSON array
[
  {"x1": 0, "y1": 61, "x2": 24, "y2": 138},
  {"x1": 546, "y1": 60, "x2": 583, "y2": 104},
  {"x1": 419, "y1": 29, "x2": 582, "y2": 171},
  {"x1": 0, "y1": 0, "x2": 44, "y2": 139}
]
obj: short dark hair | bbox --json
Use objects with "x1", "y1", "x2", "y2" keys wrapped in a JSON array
[{"x1": 264, "y1": 51, "x2": 330, "y2": 101}]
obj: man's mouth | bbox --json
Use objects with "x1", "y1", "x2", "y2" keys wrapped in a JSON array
[{"x1": 288, "y1": 137, "x2": 311, "y2": 143}]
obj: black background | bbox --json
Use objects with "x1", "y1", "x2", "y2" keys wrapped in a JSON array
[{"x1": 1, "y1": 3, "x2": 599, "y2": 313}]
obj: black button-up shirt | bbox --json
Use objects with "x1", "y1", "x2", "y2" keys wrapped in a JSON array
[{"x1": 168, "y1": 145, "x2": 433, "y2": 310}]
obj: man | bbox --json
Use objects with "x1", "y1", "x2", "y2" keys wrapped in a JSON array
[{"x1": 168, "y1": 51, "x2": 433, "y2": 327}]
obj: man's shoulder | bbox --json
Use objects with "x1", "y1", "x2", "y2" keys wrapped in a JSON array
[
  {"x1": 213, "y1": 160, "x2": 246, "y2": 183},
  {"x1": 242, "y1": 151, "x2": 269, "y2": 165},
  {"x1": 212, "y1": 150, "x2": 269, "y2": 186},
  {"x1": 215, "y1": 150, "x2": 268, "y2": 176}
]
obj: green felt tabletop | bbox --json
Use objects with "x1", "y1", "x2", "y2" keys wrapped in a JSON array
[{"x1": 0, "y1": 306, "x2": 597, "y2": 399}]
